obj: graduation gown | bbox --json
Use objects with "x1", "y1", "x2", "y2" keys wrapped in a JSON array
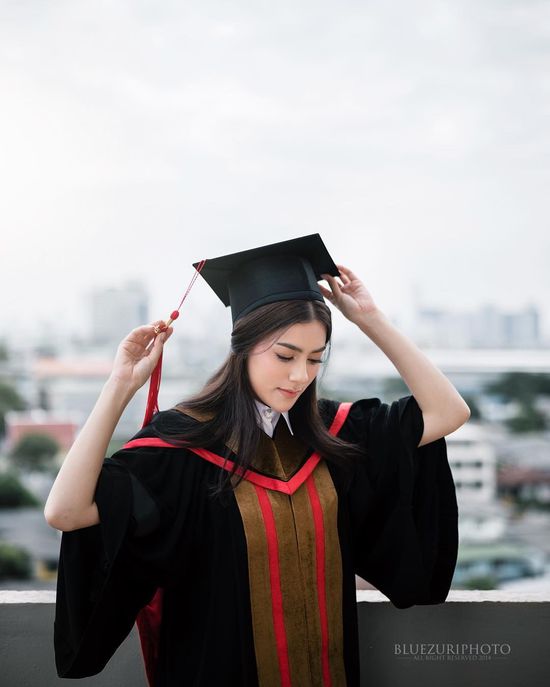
[{"x1": 53, "y1": 394, "x2": 458, "y2": 686}]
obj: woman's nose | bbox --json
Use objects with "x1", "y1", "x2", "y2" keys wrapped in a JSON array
[{"x1": 289, "y1": 361, "x2": 309, "y2": 383}]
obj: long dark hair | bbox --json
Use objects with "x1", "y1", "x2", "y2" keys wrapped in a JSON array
[{"x1": 152, "y1": 299, "x2": 363, "y2": 499}]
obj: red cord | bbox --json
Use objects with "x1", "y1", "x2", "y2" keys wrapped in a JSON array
[{"x1": 141, "y1": 259, "x2": 206, "y2": 428}]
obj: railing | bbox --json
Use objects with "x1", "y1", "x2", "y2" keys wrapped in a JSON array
[{"x1": 1, "y1": 590, "x2": 549, "y2": 686}]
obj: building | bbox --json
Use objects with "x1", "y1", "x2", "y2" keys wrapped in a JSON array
[
  {"x1": 88, "y1": 280, "x2": 149, "y2": 347},
  {"x1": 3, "y1": 409, "x2": 78, "y2": 453}
]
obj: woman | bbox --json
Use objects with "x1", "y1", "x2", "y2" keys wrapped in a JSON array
[{"x1": 45, "y1": 235, "x2": 468, "y2": 686}]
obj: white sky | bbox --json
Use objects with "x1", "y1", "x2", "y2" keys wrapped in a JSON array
[{"x1": 1, "y1": 0, "x2": 549, "y2": 342}]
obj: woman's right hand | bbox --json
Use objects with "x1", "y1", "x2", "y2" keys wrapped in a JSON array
[{"x1": 108, "y1": 321, "x2": 174, "y2": 393}]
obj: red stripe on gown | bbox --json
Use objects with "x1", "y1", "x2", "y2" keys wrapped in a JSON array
[
  {"x1": 255, "y1": 485, "x2": 293, "y2": 687},
  {"x1": 306, "y1": 474, "x2": 332, "y2": 687},
  {"x1": 122, "y1": 438, "x2": 323, "y2": 496}
]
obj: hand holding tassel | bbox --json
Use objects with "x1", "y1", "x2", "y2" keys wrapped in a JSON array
[
  {"x1": 154, "y1": 310, "x2": 180, "y2": 334},
  {"x1": 109, "y1": 321, "x2": 174, "y2": 395}
]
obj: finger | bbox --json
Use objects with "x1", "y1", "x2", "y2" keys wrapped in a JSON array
[
  {"x1": 125, "y1": 335, "x2": 150, "y2": 353},
  {"x1": 135, "y1": 322, "x2": 162, "y2": 335},
  {"x1": 336, "y1": 264, "x2": 358, "y2": 281},
  {"x1": 321, "y1": 273, "x2": 343, "y2": 294},
  {"x1": 145, "y1": 335, "x2": 164, "y2": 363},
  {"x1": 338, "y1": 270, "x2": 351, "y2": 286},
  {"x1": 127, "y1": 323, "x2": 162, "y2": 345},
  {"x1": 152, "y1": 326, "x2": 173, "y2": 348},
  {"x1": 318, "y1": 284, "x2": 334, "y2": 300},
  {"x1": 143, "y1": 325, "x2": 164, "y2": 349},
  {"x1": 146, "y1": 320, "x2": 173, "y2": 343},
  {"x1": 328, "y1": 273, "x2": 345, "y2": 292},
  {"x1": 142, "y1": 321, "x2": 166, "y2": 335}
]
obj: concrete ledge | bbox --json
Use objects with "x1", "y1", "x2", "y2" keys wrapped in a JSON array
[
  {"x1": 2, "y1": 589, "x2": 549, "y2": 603},
  {"x1": 1, "y1": 590, "x2": 549, "y2": 686},
  {"x1": 357, "y1": 589, "x2": 550, "y2": 602}
]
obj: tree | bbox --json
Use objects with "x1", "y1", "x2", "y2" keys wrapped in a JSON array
[
  {"x1": 485, "y1": 372, "x2": 550, "y2": 404},
  {"x1": 0, "y1": 381, "x2": 26, "y2": 436},
  {"x1": 0, "y1": 471, "x2": 41, "y2": 507},
  {"x1": 0, "y1": 542, "x2": 33, "y2": 580},
  {"x1": 505, "y1": 402, "x2": 547, "y2": 433},
  {"x1": 484, "y1": 372, "x2": 550, "y2": 433},
  {"x1": 9, "y1": 433, "x2": 61, "y2": 472}
]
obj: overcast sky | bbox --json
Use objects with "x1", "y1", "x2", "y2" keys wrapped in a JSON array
[{"x1": 1, "y1": 0, "x2": 549, "y2": 344}]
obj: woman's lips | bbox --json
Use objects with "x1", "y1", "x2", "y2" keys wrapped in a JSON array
[{"x1": 278, "y1": 388, "x2": 300, "y2": 397}]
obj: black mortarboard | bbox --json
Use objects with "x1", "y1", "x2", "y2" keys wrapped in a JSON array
[{"x1": 192, "y1": 233, "x2": 339, "y2": 323}]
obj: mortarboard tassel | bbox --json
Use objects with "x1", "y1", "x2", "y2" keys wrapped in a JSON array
[{"x1": 141, "y1": 259, "x2": 207, "y2": 428}]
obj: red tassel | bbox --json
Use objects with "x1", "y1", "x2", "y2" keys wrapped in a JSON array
[
  {"x1": 140, "y1": 259, "x2": 207, "y2": 429},
  {"x1": 141, "y1": 350, "x2": 163, "y2": 428}
]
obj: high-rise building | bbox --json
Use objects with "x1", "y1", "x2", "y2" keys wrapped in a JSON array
[
  {"x1": 88, "y1": 280, "x2": 149, "y2": 347},
  {"x1": 415, "y1": 303, "x2": 542, "y2": 349}
]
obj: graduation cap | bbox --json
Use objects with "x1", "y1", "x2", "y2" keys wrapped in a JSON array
[
  {"x1": 193, "y1": 233, "x2": 340, "y2": 323},
  {"x1": 142, "y1": 233, "x2": 339, "y2": 427}
]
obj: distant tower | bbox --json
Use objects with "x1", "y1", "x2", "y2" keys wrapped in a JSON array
[
  {"x1": 88, "y1": 280, "x2": 149, "y2": 347},
  {"x1": 504, "y1": 303, "x2": 540, "y2": 348}
]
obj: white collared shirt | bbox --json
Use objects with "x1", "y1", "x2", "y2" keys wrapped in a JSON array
[{"x1": 253, "y1": 398, "x2": 294, "y2": 438}]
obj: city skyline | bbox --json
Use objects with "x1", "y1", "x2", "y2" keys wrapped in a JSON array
[{"x1": 2, "y1": 275, "x2": 545, "y2": 352}]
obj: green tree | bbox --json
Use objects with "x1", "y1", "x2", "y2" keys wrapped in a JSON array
[
  {"x1": 0, "y1": 381, "x2": 26, "y2": 436},
  {"x1": 0, "y1": 471, "x2": 41, "y2": 507},
  {"x1": 505, "y1": 401, "x2": 547, "y2": 433},
  {"x1": 0, "y1": 542, "x2": 33, "y2": 580},
  {"x1": 9, "y1": 433, "x2": 61, "y2": 472},
  {"x1": 485, "y1": 372, "x2": 550, "y2": 404},
  {"x1": 484, "y1": 372, "x2": 550, "y2": 433}
]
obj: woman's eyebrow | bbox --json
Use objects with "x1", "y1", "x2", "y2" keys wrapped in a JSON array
[{"x1": 275, "y1": 342, "x2": 327, "y2": 353}]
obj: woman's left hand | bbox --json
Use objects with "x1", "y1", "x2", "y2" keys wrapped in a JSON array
[{"x1": 319, "y1": 264, "x2": 380, "y2": 323}]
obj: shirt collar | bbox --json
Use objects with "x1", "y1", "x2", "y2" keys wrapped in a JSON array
[{"x1": 253, "y1": 398, "x2": 294, "y2": 437}]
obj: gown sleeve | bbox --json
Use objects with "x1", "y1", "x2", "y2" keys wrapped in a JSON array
[
  {"x1": 53, "y1": 411, "x2": 201, "y2": 678},
  {"x1": 329, "y1": 394, "x2": 459, "y2": 610}
]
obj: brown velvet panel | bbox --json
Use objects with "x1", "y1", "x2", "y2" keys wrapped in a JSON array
[
  {"x1": 267, "y1": 486, "x2": 317, "y2": 684},
  {"x1": 234, "y1": 479, "x2": 282, "y2": 687},
  {"x1": 312, "y1": 462, "x2": 347, "y2": 686}
]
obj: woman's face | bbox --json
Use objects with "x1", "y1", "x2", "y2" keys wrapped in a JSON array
[{"x1": 247, "y1": 320, "x2": 327, "y2": 413}]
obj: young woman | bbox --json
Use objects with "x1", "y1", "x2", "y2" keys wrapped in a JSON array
[{"x1": 45, "y1": 237, "x2": 468, "y2": 687}]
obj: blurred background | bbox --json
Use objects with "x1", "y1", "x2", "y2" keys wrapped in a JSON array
[{"x1": 1, "y1": 0, "x2": 549, "y2": 593}]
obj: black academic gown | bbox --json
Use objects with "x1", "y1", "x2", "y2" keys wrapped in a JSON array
[{"x1": 53, "y1": 394, "x2": 458, "y2": 686}]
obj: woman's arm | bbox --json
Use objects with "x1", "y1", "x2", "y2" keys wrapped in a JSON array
[
  {"x1": 354, "y1": 309, "x2": 470, "y2": 446},
  {"x1": 44, "y1": 321, "x2": 172, "y2": 532},
  {"x1": 319, "y1": 265, "x2": 470, "y2": 447},
  {"x1": 44, "y1": 378, "x2": 135, "y2": 531}
]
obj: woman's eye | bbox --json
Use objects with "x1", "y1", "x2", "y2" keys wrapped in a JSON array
[{"x1": 276, "y1": 354, "x2": 323, "y2": 364}]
